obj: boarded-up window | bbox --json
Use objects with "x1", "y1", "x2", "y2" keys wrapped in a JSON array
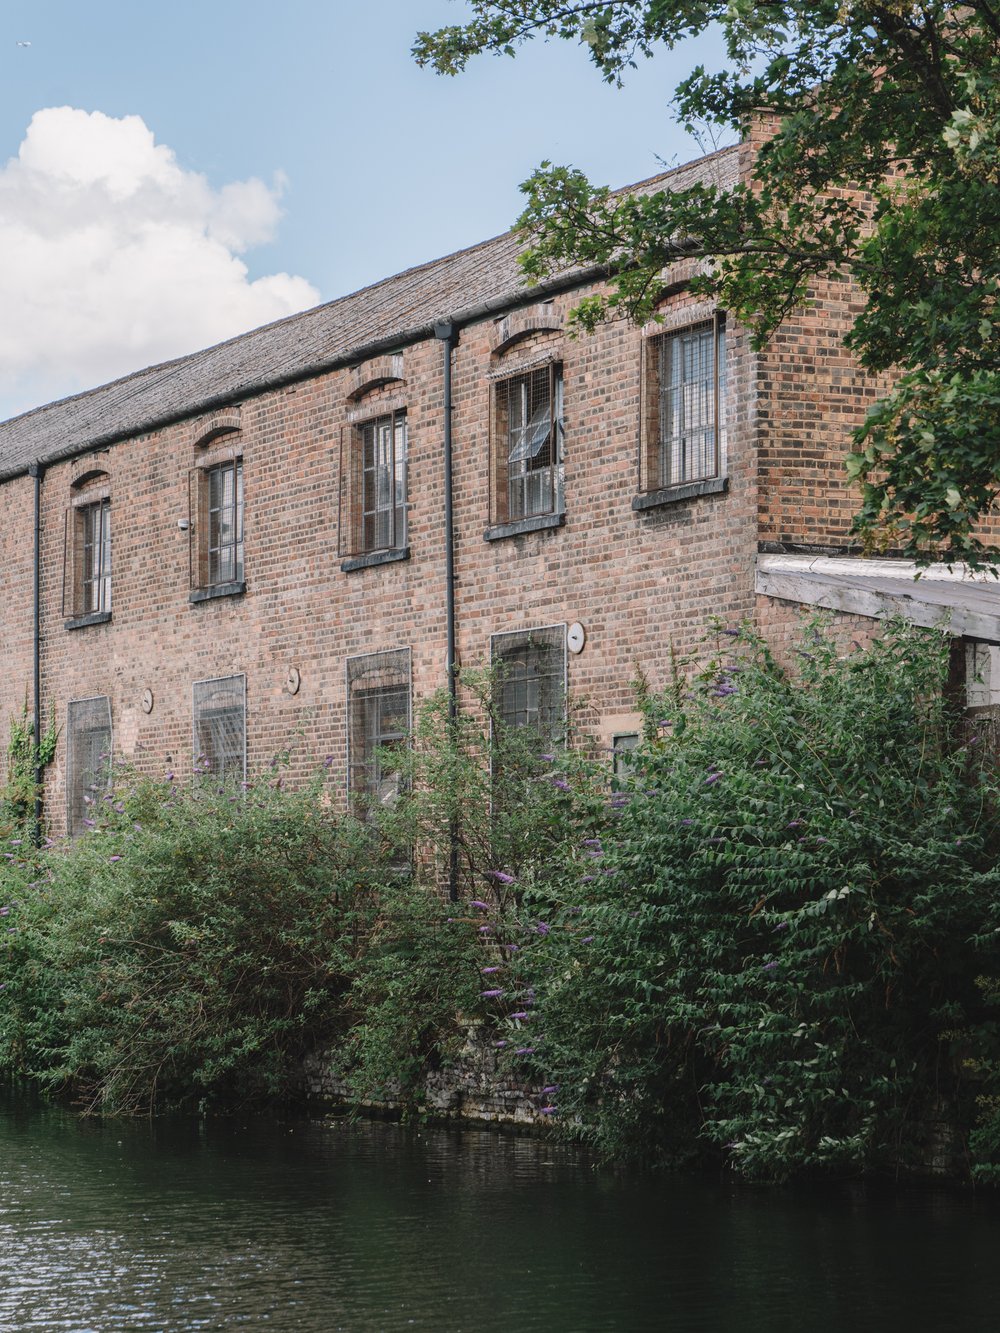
[
  {"x1": 490, "y1": 625, "x2": 567, "y2": 741},
  {"x1": 66, "y1": 696, "x2": 112, "y2": 835},
  {"x1": 192, "y1": 675, "x2": 246, "y2": 780},
  {"x1": 346, "y1": 649, "x2": 411, "y2": 809}
]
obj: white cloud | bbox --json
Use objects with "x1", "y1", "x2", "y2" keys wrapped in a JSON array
[{"x1": 0, "y1": 107, "x2": 320, "y2": 417}]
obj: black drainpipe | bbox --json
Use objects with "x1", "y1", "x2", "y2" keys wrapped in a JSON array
[
  {"x1": 28, "y1": 461, "x2": 44, "y2": 845},
  {"x1": 433, "y1": 319, "x2": 459, "y2": 902}
]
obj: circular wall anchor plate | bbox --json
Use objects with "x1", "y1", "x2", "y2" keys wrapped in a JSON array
[
  {"x1": 567, "y1": 622, "x2": 586, "y2": 655},
  {"x1": 285, "y1": 666, "x2": 301, "y2": 696},
  {"x1": 140, "y1": 688, "x2": 154, "y2": 714}
]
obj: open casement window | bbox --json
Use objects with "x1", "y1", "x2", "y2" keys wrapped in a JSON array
[
  {"x1": 338, "y1": 412, "x2": 407, "y2": 557},
  {"x1": 641, "y1": 316, "x2": 726, "y2": 491},
  {"x1": 190, "y1": 458, "x2": 244, "y2": 589},
  {"x1": 491, "y1": 364, "x2": 564, "y2": 524},
  {"x1": 490, "y1": 625, "x2": 567, "y2": 743},
  {"x1": 66, "y1": 696, "x2": 112, "y2": 836},
  {"x1": 192, "y1": 675, "x2": 246, "y2": 780},
  {"x1": 346, "y1": 649, "x2": 411, "y2": 812},
  {"x1": 62, "y1": 497, "x2": 111, "y2": 619}
]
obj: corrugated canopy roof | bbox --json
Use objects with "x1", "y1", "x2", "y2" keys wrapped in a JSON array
[{"x1": 0, "y1": 147, "x2": 739, "y2": 482}]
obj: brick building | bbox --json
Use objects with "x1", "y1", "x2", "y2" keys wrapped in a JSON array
[{"x1": 1, "y1": 141, "x2": 997, "y2": 837}]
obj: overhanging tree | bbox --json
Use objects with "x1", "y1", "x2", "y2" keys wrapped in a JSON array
[{"x1": 415, "y1": 2, "x2": 1000, "y2": 565}]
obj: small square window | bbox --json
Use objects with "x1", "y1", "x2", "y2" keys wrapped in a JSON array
[
  {"x1": 491, "y1": 365, "x2": 564, "y2": 524},
  {"x1": 642, "y1": 317, "x2": 726, "y2": 491},
  {"x1": 340, "y1": 412, "x2": 408, "y2": 558}
]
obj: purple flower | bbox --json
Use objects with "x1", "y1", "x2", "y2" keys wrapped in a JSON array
[
  {"x1": 493, "y1": 1040, "x2": 508, "y2": 1048},
  {"x1": 481, "y1": 988, "x2": 504, "y2": 998},
  {"x1": 133, "y1": 823, "x2": 142, "y2": 832},
  {"x1": 582, "y1": 839, "x2": 602, "y2": 849},
  {"x1": 504, "y1": 943, "x2": 519, "y2": 953},
  {"x1": 478, "y1": 925, "x2": 492, "y2": 935},
  {"x1": 581, "y1": 874, "x2": 596, "y2": 883},
  {"x1": 704, "y1": 771, "x2": 722, "y2": 786},
  {"x1": 786, "y1": 819, "x2": 803, "y2": 829},
  {"x1": 509, "y1": 1011, "x2": 529, "y2": 1021},
  {"x1": 9, "y1": 840, "x2": 21, "y2": 848},
  {"x1": 515, "y1": 1047, "x2": 535, "y2": 1055},
  {"x1": 775, "y1": 922, "x2": 789, "y2": 932},
  {"x1": 538, "y1": 1106, "x2": 557, "y2": 1115},
  {"x1": 0, "y1": 907, "x2": 9, "y2": 917},
  {"x1": 762, "y1": 961, "x2": 779, "y2": 972},
  {"x1": 83, "y1": 818, "x2": 96, "y2": 829},
  {"x1": 470, "y1": 900, "x2": 490, "y2": 911},
  {"x1": 581, "y1": 936, "x2": 594, "y2": 944},
  {"x1": 165, "y1": 772, "x2": 174, "y2": 783},
  {"x1": 542, "y1": 1085, "x2": 559, "y2": 1094},
  {"x1": 481, "y1": 966, "x2": 500, "y2": 975},
  {"x1": 324, "y1": 755, "x2": 334, "y2": 768},
  {"x1": 535, "y1": 922, "x2": 550, "y2": 936},
  {"x1": 721, "y1": 627, "x2": 740, "y2": 637},
  {"x1": 109, "y1": 855, "x2": 122, "y2": 863},
  {"x1": 552, "y1": 778, "x2": 571, "y2": 792},
  {"x1": 681, "y1": 818, "x2": 693, "y2": 827},
  {"x1": 490, "y1": 871, "x2": 516, "y2": 885},
  {"x1": 540, "y1": 754, "x2": 555, "y2": 762}
]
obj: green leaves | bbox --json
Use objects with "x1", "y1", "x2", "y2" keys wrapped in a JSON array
[{"x1": 416, "y1": 1, "x2": 1000, "y2": 558}]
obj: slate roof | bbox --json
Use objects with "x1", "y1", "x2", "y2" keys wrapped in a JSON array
[{"x1": 0, "y1": 146, "x2": 739, "y2": 482}]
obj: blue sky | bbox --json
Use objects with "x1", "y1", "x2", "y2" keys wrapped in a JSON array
[{"x1": 0, "y1": 1, "x2": 728, "y2": 418}]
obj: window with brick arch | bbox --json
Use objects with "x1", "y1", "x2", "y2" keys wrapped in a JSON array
[
  {"x1": 643, "y1": 316, "x2": 726, "y2": 491},
  {"x1": 346, "y1": 649, "x2": 411, "y2": 812},
  {"x1": 490, "y1": 625, "x2": 567, "y2": 743},
  {"x1": 66, "y1": 696, "x2": 112, "y2": 836},
  {"x1": 340, "y1": 411, "x2": 408, "y2": 558},
  {"x1": 192, "y1": 675, "x2": 246, "y2": 780},
  {"x1": 206, "y1": 459, "x2": 244, "y2": 586},
  {"x1": 492, "y1": 364, "x2": 564, "y2": 524},
  {"x1": 79, "y1": 498, "x2": 111, "y2": 614},
  {"x1": 63, "y1": 472, "x2": 113, "y2": 626}
]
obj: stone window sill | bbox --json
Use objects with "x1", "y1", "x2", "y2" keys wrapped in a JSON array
[
  {"x1": 632, "y1": 477, "x2": 728, "y2": 511},
  {"x1": 189, "y1": 580, "x2": 246, "y2": 604},
  {"x1": 65, "y1": 610, "x2": 112, "y2": 631},
  {"x1": 484, "y1": 512, "x2": 565, "y2": 542},
  {"x1": 340, "y1": 546, "x2": 410, "y2": 573}
]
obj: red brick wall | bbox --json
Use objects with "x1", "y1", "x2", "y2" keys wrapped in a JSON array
[{"x1": 4, "y1": 278, "x2": 769, "y2": 834}]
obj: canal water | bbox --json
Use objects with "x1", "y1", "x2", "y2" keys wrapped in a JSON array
[{"x1": 3, "y1": 1088, "x2": 1000, "y2": 1332}]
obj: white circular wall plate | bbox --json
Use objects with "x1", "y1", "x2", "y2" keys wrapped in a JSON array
[
  {"x1": 285, "y1": 665, "x2": 301, "y2": 695},
  {"x1": 567, "y1": 622, "x2": 586, "y2": 655},
  {"x1": 140, "y1": 688, "x2": 154, "y2": 714}
]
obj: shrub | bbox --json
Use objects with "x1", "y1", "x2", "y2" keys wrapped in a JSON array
[{"x1": 0, "y1": 770, "x2": 382, "y2": 1113}]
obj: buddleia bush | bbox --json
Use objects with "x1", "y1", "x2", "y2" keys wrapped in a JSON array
[
  {"x1": 495, "y1": 621, "x2": 1000, "y2": 1179},
  {"x1": 0, "y1": 771, "x2": 383, "y2": 1114}
]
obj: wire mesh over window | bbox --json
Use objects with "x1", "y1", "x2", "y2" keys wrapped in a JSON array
[
  {"x1": 490, "y1": 625, "x2": 567, "y2": 740},
  {"x1": 491, "y1": 365, "x2": 564, "y2": 523},
  {"x1": 642, "y1": 317, "x2": 726, "y2": 491},
  {"x1": 192, "y1": 675, "x2": 246, "y2": 780},
  {"x1": 346, "y1": 649, "x2": 411, "y2": 809},
  {"x1": 66, "y1": 696, "x2": 112, "y2": 836},
  {"x1": 207, "y1": 460, "x2": 244, "y2": 585},
  {"x1": 339, "y1": 412, "x2": 407, "y2": 557}
]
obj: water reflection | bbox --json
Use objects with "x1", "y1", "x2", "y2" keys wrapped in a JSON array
[{"x1": 2, "y1": 1086, "x2": 1000, "y2": 1331}]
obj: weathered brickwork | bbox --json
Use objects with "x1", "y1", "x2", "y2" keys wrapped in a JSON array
[{"x1": 0, "y1": 145, "x2": 922, "y2": 835}]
